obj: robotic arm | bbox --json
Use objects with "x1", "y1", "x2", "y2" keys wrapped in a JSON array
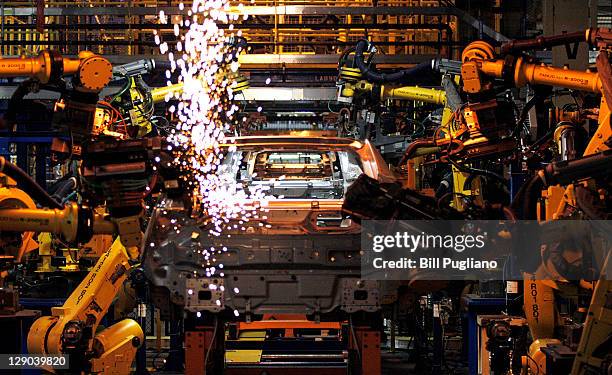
[
  {"x1": 107, "y1": 63, "x2": 248, "y2": 137},
  {"x1": 27, "y1": 237, "x2": 143, "y2": 374},
  {"x1": 0, "y1": 51, "x2": 162, "y2": 373},
  {"x1": 0, "y1": 156, "x2": 140, "y2": 373},
  {"x1": 0, "y1": 159, "x2": 144, "y2": 373},
  {"x1": 0, "y1": 50, "x2": 112, "y2": 93},
  {"x1": 460, "y1": 38, "x2": 609, "y2": 157},
  {"x1": 458, "y1": 31, "x2": 612, "y2": 375}
]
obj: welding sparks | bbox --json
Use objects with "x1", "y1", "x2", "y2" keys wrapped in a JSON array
[
  {"x1": 156, "y1": 0, "x2": 273, "y2": 318},
  {"x1": 157, "y1": 0, "x2": 267, "y2": 228}
]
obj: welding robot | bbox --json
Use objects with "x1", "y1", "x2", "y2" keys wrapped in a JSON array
[
  {"x1": 336, "y1": 42, "x2": 461, "y2": 141},
  {"x1": 0, "y1": 50, "x2": 180, "y2": 373},
  {"x1": 464, "y1": 30, "x2": 611, "y2": 375},
  {"x1": 337, "y1": 45, "x2": 494, "y2": 212},
  {"x1": 0, "y1": 41, "x2": 251, "y2": 372},
  {"x1": 426, "y1": 29, "x2": 611, "y2": 375},
  {"x1": 457, "y1": 32, "x2": 611, "y2": 374},
  {"x1": 340, "y1": 29, "x2": 611, "y2": 375}
]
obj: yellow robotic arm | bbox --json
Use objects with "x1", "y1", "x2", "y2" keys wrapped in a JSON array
[
  {"x1": 0, "y1": 198, "x2": 143, "y2": 373},
  {"x1": 338, "y1": 65, "x2": 448, "y2": 106},
  {"x1": 0, "y1": 156, "x2": 143, "y2": 373},
  {"x1": 150, "y1": 82, "x2": 185, "y2": 103},
  {"x1": 110, "y1": 72, "x2": 248, "y2": 138},
  {"x1": 27, "y1": 237, "x2": 143, "y2": 374},
  {"x1": 150, "y1": 73, "x2": 250, "y2": 103},
  {"x1": 0, "y1": 50, "x2": 113, "y2": 93},
  {"x1": 0, "y1": 51, "x2": 153, "y2": 373},
  {"x1": 0, "y1": 203, "x2": 115, "y2": 242},
  {"x1": 379, "y1": 85, "x2": 447, "y2": 105}
]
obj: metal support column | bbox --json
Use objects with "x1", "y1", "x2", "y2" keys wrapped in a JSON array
[
  {"x1": 165, "y1": 320, "x2": 184, "y2": 372},
  {"x1": 351, "y1": 327, "x2": 381, "y2": 375},
  {"x1": 432, "y1": 293, "x2": 443, "y2": 375},
  {"x1": 185, "y1": 326, "x2": 217, "y2": 375}
]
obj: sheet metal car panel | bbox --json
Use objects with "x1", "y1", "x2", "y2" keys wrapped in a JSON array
[
  {"x1": 222, "y1": 136, "x2": 396, "y2": 184},
  {"x1": 144, "y1": 135, "x2": 394, "y2": 317}
]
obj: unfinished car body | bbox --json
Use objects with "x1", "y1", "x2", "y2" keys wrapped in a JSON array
[{"x1": 144, "y1": 134, "x2": 396, "y2": 319}]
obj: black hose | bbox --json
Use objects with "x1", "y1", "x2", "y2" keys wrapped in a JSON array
[
  {"x1": 516, "y1": 150, "x2": 612, "y2": 219},
  {"x1": 338, "y1": 46, "x2": 356, "y2": 69},
  {"x1": 0, "y1": 156, "x2": 63, "y2": 209},
  {"x1": 48, "y1": 176, "x2": 78, "y2": 202},
  {"x1": 447, "y1": 158, "x2": 506, "y2": 184},
  {"x1": 4, "y1": 79, "x2": 39, "y2": 125},
  {"x1": 354, "y1": 39, "x2": 438, "y2": 84},
  {"x1": 521, "y1": 174, "x2": 544, "y2": 220},
  {"x1": 543, "y1": 149, "x2": 612, "y2": 186},
  {"x1": 510, "y1": 173, "x2": 530, "y2": 213}
]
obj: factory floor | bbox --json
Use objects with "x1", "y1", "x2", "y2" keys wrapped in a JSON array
[
  {"x1": 382, "y1": 351, "x2": 418, "y2": 374},
  {"x1": 381, "y1": 350, "x2": 468, "y2": 374},
  {"x1": 148, "y1": 351, "x2": 468, "y2": 374},
  {"x1": 381, "y1": 336, "x2": 468, "y2": 375},
  {"x1": 151, "y1": 357, "x2": 469, "y2": 375},
  {"x1": 146, "y1": 337, "x2": 469, "y2": 374}
]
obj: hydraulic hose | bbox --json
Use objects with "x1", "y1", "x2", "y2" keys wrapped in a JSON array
[
  {"x1": 510, "y1": 171, "x2": 531, "y2": 215},
  {"x1": 0, "y1": 156, "x2": 63, "y2": 209},
  {"x1": 542, "y1": 149, "x2": 612, "y2": 186},
  {"x1": 520, "y1": 150, "x2": 612, "y2": 219},
  {"x1": 354, "y1": 39, "x2": 437, "y2": 84},
  {"x1": 48, "y1": 175, "x2": 78, "y2": 199}
]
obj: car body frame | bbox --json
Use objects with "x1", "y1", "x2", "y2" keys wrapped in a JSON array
[{"x1": 145, "y1": 134, "x2": 396, "y2": 319}]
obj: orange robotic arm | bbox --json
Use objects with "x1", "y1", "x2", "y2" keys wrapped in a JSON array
[
  {"x1": 0, "y1": 50, "x2": 113, "y2": 93},
  {"x1": 460, "y1": 40, "x2": 603, "y2": 94},
  {"x1": 460, "y1": 40, "x2": 610, "y2": 156},
  {"x1": 459, "y1": 36, "x2": 612, "y2": 375}
]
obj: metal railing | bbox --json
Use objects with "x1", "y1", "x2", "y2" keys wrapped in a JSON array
[{"x1": 1, "y1": 1, "x2": 459, "y2": 58}]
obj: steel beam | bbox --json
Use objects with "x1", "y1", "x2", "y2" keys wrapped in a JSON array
[
  {"x1": 0, "y1": 6, "x2": 507, "y2": 41},
  {"x1": 0, "y1": 23, "x2": 452, "y2": 31},
  {"x1": 237, "y1": 53, "x2": 438, "y2": 69},
  {"x1": 0, "y1": 6, "x2": 456, "y2": 16},
  {"x1": 0, "y1": 40, "x2": 458, "y2": 47},
  {"x1": 0, "y1": 53, "x2": 437, "y2": 69},
  {"x1": 0, "y1": 86, "x2": 339, "y2": 101}
]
